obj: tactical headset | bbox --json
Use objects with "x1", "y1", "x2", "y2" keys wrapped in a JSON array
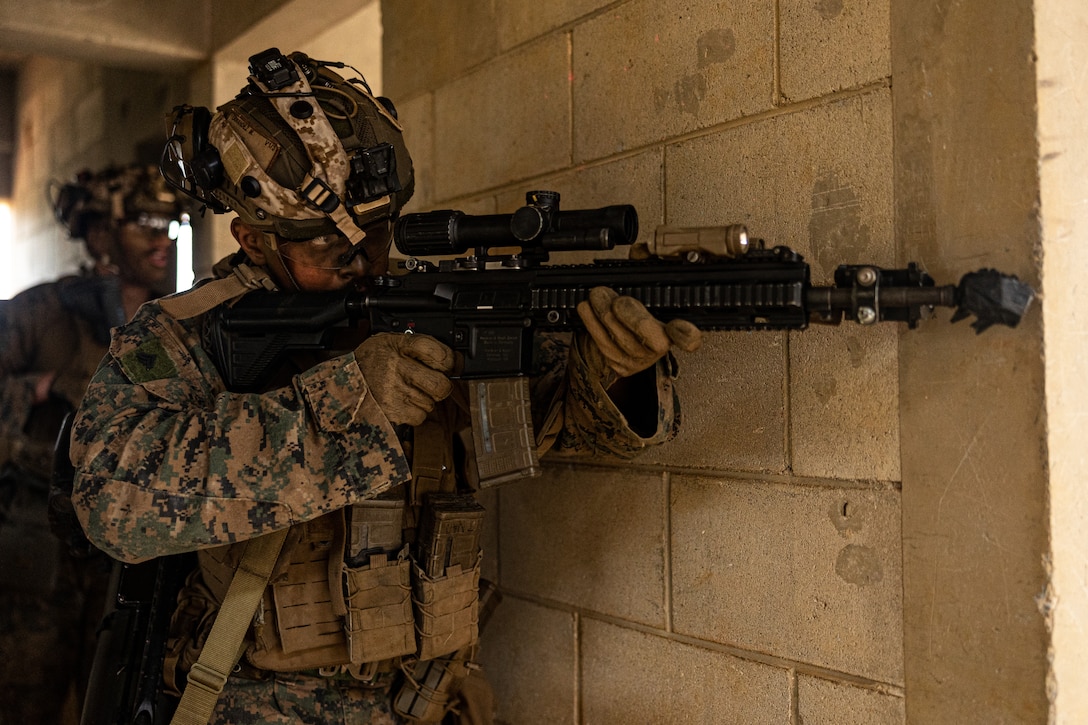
[{"x1": 161, "y1": 48, "x2": 414, "y2": 245}]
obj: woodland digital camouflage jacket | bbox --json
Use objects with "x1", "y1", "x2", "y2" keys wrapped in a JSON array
[
  {"x1": 70, "y1": 260, "x2": 683, "y2": 564},
  {"x1": 1, "y1": 273, "x2": 121, "y2": 479}
]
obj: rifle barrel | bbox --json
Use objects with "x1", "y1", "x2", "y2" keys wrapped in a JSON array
[{"x1": 805, "y1": 284, "x2": 958, "y2": 316}]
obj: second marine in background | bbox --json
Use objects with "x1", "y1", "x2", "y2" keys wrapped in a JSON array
[{"x1": 0, "y1": 164, "x2": 184, "y2": 724}]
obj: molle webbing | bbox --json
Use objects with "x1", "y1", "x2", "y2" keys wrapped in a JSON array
[
  {"x1": 247, "y1": 514, "x2": 353, "y2": 671},
  {"x1": 409, "y1": 419, "x2": 457, "y2": 506}
]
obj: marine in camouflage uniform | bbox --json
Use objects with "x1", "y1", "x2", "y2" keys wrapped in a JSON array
[
  {"x1": 0, "y1": 165, "x2": 184, "y2": 724},
  {"x1": 70, "y1": 50, "x2": 700, "y2": 725}
]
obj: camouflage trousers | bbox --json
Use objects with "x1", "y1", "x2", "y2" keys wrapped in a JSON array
[
  {"x1": 0, "y1": 590, "x2": 80, "y2": 724},
  {"x1": 213, "y1": 672, "x2": 405, "y2": 725},
  {"x1": 0, "y1": 476, "x2": 109, "y2": 725},
  {"x1": 0, "y1": 575, "x2": 107, "y2": 725}
]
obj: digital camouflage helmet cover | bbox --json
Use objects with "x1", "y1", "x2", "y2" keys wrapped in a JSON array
[
  {"x1": 52, "y1": 164, "x2": 185, "y2": 241},
  {"x1": 162, "y1": 48, "x2": 414, "y2": 246}
]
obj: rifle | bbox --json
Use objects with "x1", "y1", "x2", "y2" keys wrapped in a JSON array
[
  {"x1": 42, "y1": 411, "x2": 191, "y2": 725},
  {"x1": 208, "y1": 190, "x2": 1033, "y2": 485},
  {"x1": 80, "y1": 553, "x2": 193, "y2": 725}
]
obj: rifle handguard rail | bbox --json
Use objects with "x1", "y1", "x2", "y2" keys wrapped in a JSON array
[{"x1": 208, "y1": 233, "x2": 1033, "y2": 392}]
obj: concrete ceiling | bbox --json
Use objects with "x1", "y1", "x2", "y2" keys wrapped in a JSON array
[{"x1": 0, "y1": 0, "x2": 310, "y2": 72}]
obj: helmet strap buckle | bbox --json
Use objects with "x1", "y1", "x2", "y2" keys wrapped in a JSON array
[{"x1": 299, "y1": 173, "x2": 341, "y2": 214}]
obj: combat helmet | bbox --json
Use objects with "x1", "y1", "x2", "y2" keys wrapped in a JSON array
[
  {"x1": 161, "y1": 48, "x2": 413, "y2": 249},
  {"x1": 51, "y1": 164, "x2": 185, "y2": 241}
]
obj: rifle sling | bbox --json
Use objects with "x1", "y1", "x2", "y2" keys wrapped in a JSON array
[
  {"x1": 169, "y1": 528, "x2": 288, "y2": 725},
  {"x1": 159, "y1": 264, "x2": 276, "y2": 321}
]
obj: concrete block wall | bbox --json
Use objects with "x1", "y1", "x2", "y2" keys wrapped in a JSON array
[
  {"x1": 1, "y1": 0, "x2": 1062, "y2": 720},
  {"x1": 382, "y1": 1, "x2": 909, "y2": 722},
  {"x1": 6, "y1": 57, "x2": 187, "y2": 297},
  {"x1": 7, "y1": 57, "x2": 106, "y2": 296}
]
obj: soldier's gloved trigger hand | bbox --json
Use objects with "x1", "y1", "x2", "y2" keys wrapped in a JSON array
[
  {"x1": 354, "y1": 333, "x2": 455, "y2": 427},
  {"x1": 577, "y1": 286, "x2": 703, "y2": 378}
]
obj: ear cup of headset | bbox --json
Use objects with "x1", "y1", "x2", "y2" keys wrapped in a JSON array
[
  {"x1": 187, "y1": 106, "x2": 225, "y2": 192},
  {"x1": 52, "y1": 183, "x2": 90, "y2": 232},
  {"x1": 191, "y1": 146, "x2": 224, "y2": 191},
  {"x1": 190, "y1": 106, "x2": 211, "y2": 154},
  {"x1": 377, "y1": 96, "x2": 398, "y2": 120}
]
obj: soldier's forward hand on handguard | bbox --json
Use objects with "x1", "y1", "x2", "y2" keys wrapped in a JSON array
[{"x1": 577, "y1": 286, "x2": 703, "y2": 380}]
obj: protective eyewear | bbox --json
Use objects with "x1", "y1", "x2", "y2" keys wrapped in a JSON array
[{"x1": 275, "y1": 221, "x2": 392, "y2": 270}]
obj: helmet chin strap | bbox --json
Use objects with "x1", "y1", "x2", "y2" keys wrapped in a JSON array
[{"x1": 258, "y1": 232, "x2": 302, "y2": 292}]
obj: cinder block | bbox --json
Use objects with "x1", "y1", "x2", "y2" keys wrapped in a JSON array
[
  {"x1": 573, "y1": 0, "x2": 775, "y2": 162},
  {"x1": 382, "y1": 2, "x2": 502, "y2": 99},
  {"x1": 495, "y1": 0, "x2": 615, "y2": 52},
  {"x1": 581, "y1": 618, "x2": 790, "y2": 723},
  {"x1": 797, "y1": 675, "x2": 905, "y2": 725},
  {"x1": 665, "y1": 92, "x2": 899, "y2": 481},
  {"x1": 780, "y1": 0, "x2": 891, "y2": 101},
  {"x1": 671, "y1": 475, "x2": 903, "y2": 683},
  {"x1": 666, "y1": 89, "x2": 894, "y2": 281},
  {"x1": 495, "y1": 149, "x2": 665, "y2": 263},
  {"x1": 454, "y1": 195, "x2": 501, "y2": 215},
  {"x1": 479, "y1": 596, "x2": 576, "y2": 725},
  {"x1": 434, "y1": 35, "x2": 571, "y2": 201},
  {"x1": 790, "y1": 323, "x2": 900, "y2": 482},
  {"x1": 498, "y1": 466, "x2": 667, "y2": 626},
  {"x1": 396, "y1": 93, "x2": 434, "y2": 213},
  {"x1": 641, "y1": 331, "x2": 788, "y2": 474}
]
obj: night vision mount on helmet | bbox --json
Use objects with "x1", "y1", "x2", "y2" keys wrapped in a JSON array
[
  {"x1": 160, "y1": 48, "x2": 414, "y2": 245},
  {"x1": 49, "y1": 165, "x2": 184, "y2": 241}
]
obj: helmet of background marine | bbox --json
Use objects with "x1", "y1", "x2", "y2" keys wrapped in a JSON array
[
  {"x1": 51, "y1": 164, "x2": 184, "y2": 241},
  {"x1": 163, "y1": 49, "x2": 414, "y2": 253}
]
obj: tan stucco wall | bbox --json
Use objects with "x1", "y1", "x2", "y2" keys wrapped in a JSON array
[{"x1": 1036, "y1": 1, "x2": 1088, "y2": 722}]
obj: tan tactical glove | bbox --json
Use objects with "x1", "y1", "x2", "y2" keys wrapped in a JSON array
[
  {"x1": 577, "y1": 286, "x2": 703, "y2": 379},
  {"x1": 354, "y1": 333, "x2": 456, "y2": 426}
]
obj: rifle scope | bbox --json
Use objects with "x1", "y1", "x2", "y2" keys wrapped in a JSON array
[{"x1": 394, "y1": 190, "x2": 638, "y2": 257}]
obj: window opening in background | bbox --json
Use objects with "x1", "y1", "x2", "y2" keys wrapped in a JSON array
[
  {"x1": 171, "y1": 212, "x2": 194, "y2": 291},
  {"x1": 0, "y1": 201, "x2": 14, "y2": 299}
]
